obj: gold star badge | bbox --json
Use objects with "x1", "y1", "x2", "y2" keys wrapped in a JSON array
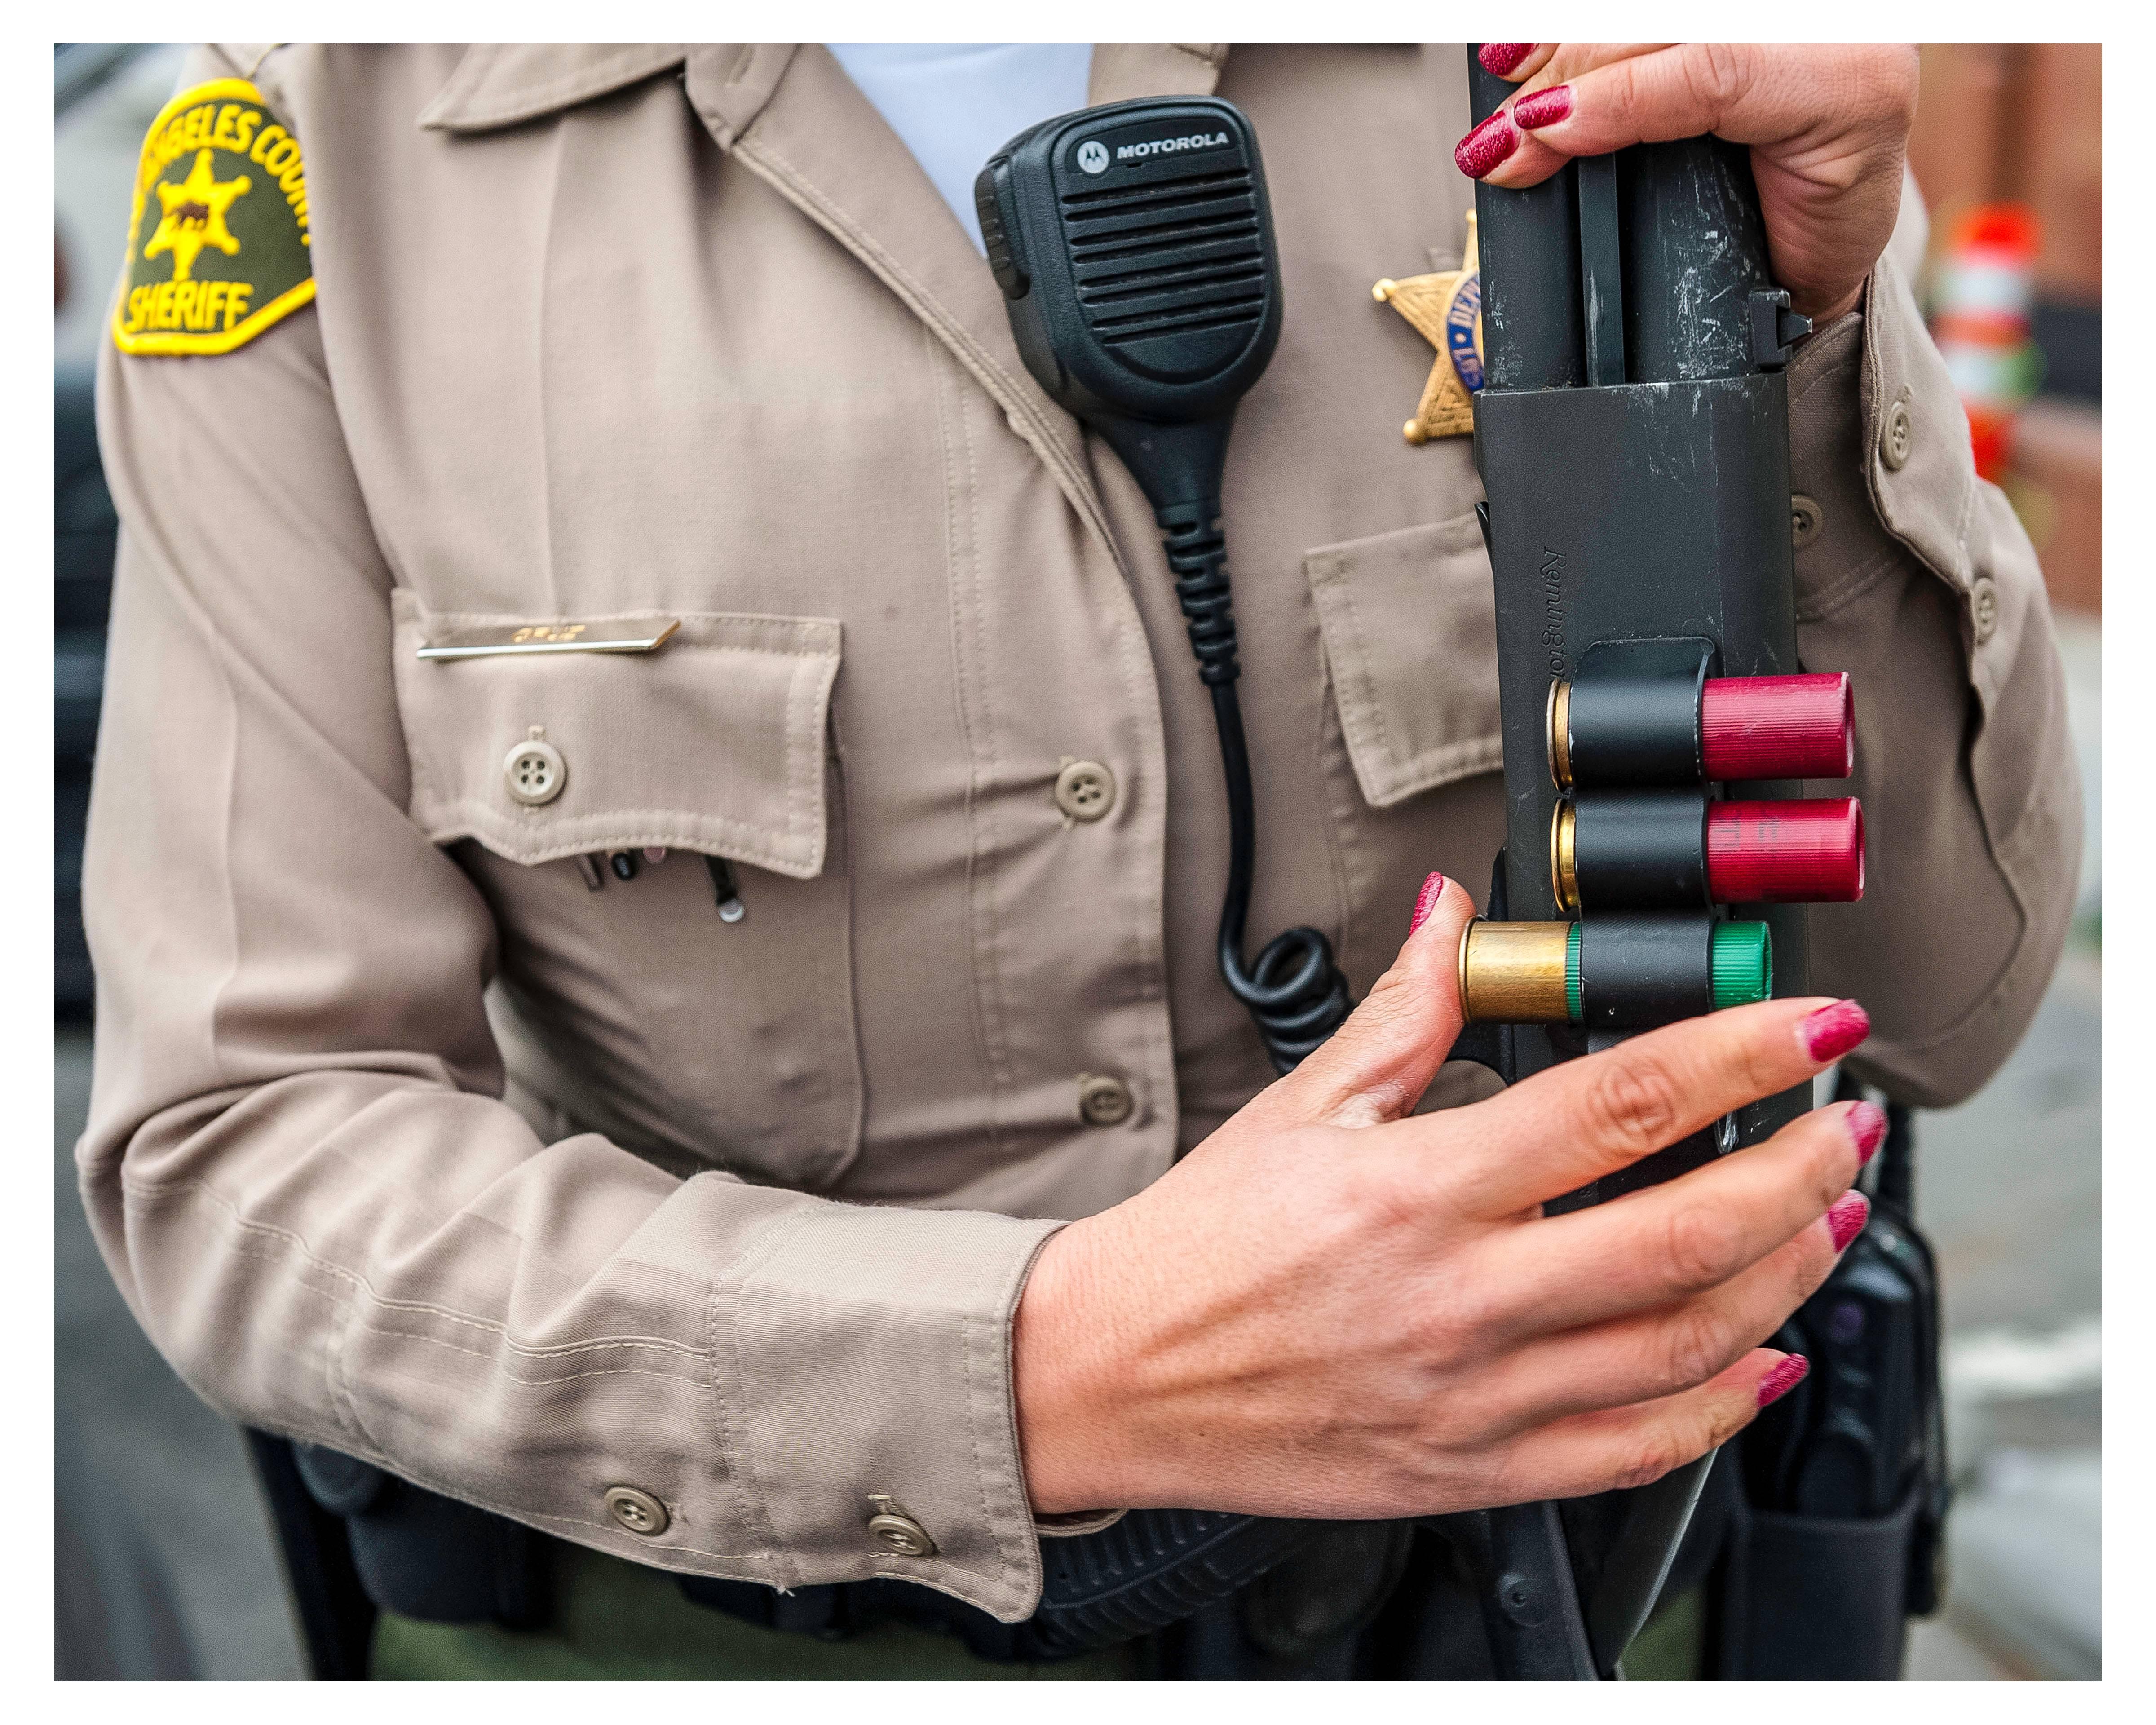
[
  {"x1": 145, "y1": 148, "x2": 251, "y2": 284},
  {"x1": 1373, "y1": 212, "x2": 1484, "y2": 444}
]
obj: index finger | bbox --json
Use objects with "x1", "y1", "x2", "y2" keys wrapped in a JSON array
[
  {"x1": 1477, "y1": 44, "x2": 1669, "y2": 87},
  {"x1": 1476, "y1": 44, "x2": 1556, "y2": 83},
  {"x1": 1404, "y1": 994, "x2": 1869, "y2": 1217},
  {"x1": 1454, "y1": 45, "x2": 1685, "y2": 189},
  {"x1": 1490, "y1": 43, "x2": 1898, "y2": 172}
]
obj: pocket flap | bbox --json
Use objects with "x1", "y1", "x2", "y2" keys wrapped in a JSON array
[
  {"x1": 390, "y1": 593, "x2": 842, "y2": 878},
  {"x1": 1305, "y1": 515, "x2": 1503, "y2": 809}
]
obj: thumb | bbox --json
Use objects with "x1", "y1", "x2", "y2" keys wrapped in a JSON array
[{"x1": 1278, "y1": 872, "x2": 1476, "y2": 1128}]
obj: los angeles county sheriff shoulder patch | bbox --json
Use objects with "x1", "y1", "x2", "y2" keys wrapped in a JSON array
[{"x1": 112, "y1": 79, "x2": 314, "y2": 357}]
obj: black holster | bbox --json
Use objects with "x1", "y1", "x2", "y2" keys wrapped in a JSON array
[
  {"x1": 287, "y1": 1444, "x2": 552, "y2": 1631},
  {"x1": 1711, "y1": 1478, "x2": 1929, "y2": 1679}
]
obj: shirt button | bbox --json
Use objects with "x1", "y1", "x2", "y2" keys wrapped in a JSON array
[
  {"x1": 604, "y1": 1484, "x2": 669, "y2": 1536},
  {"x1": 1971, "y1": 576, "x2": 2000, "y2": 645},
  {"x1": 1077, "y1": 1073, "x2": 1133, "y2": 1127},
  {"x1": 866, "y1": 1495, "x2": 937, "y2": 1557},
  {"x1": 1790, "y1": 493, "x2": 1823, "y2": 549},
  {"x1": 1879, "y1": 397, "x2": 1914, "y2": 472},
  {"x1": 504, "y1": 732, "x2": 566, "y2": 806},
  {"x1": 1054, "y1": 759, "x2": 1117, "y2": 823}
]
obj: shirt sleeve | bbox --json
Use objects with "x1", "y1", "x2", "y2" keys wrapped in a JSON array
[
  {"x1": 1783, "y1": 243, "x2": 2082, "y2": 1108},
  {"x1": 78, "y1": 295, "x2": 1064, "y2": 1623}
]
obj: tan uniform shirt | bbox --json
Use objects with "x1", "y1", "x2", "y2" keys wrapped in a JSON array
[{"x1": 81, "y1": 43, "x2": 2081, "y2": 1624}]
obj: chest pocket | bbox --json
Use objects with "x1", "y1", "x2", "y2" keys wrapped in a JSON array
[
  {"x1": 1304, "y1": 512, "x2": 1504, "y2": 807},
  {"x1": 388, "y1": 591, "x2": 862, "y2": 1189}
]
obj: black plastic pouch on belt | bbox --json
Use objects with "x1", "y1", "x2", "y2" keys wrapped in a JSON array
[{"x1": 1713, "y1": 1084, "x2": 1949, "y2": 1678}]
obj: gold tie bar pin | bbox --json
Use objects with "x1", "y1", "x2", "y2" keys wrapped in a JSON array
[{"x1": 417, "y1": 618, "x2": 682, "y2": 661}]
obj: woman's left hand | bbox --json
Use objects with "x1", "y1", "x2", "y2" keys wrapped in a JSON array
[{"x1": 1461, "y1": 44, "x2": 1920, "y2": 324}]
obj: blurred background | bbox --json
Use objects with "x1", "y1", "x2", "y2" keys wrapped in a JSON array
[{"x1": 53, "y1": 44, "x2": 2103, "y2": 1679}]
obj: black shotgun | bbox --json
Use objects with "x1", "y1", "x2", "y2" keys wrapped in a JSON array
[{"x1": 1453, "y1": 47, "x2": 1875, "y2": 1678}]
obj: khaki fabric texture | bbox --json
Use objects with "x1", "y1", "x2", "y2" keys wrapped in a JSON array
[{"x1": 80, "y1": 42, "x2": 2080, "y2": 1630}]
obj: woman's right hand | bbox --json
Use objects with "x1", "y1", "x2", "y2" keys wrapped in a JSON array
[{"x1": 1013, "y1": 873, "x2": 1880, "y2": 1519}]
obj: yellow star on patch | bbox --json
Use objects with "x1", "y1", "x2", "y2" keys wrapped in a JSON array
[
  {"x1": 144, "y1": 148, "x2": 251, "y2": 284},
  {"x1": 1373, "y1": 212, "x2": 1484, "y2": 444}
]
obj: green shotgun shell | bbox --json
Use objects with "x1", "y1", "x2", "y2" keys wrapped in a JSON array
[{"x1": 1710, "y1": 920, "x2": 1774, "y2": 1009}]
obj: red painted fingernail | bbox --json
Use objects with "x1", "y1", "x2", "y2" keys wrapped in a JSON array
[
  {"x1": 1799, "y1": 1000, "x2": 1870, "y2": 1064},
  {"x1": 1478, "y1": 43, "x2": 1535, "y2": 77},
  {"x1": 1827, "y1": 1191, "x2": 1871, "y2": 1253},
  {"x1": 1410, "y1": 872, "x2": 1448, "y2": 934},
  {"x1": 1511, "y1": 84, "x2": 1573, "y2": 129},
  {"x1": 1847, "y1": 1101, "x2": 1887, "y2": 1166},
  {"x1": 1757, "y1": 1354, "x2": 1810, "y2": 1409},
  {"x1": 1454, "y1": 111, "x2": 1519, "y2": 179}
]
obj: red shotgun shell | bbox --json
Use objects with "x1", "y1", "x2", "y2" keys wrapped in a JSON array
[
  {"x1": 1701, "y1": 674, "x2": 1854, "y2": 781},
  {"x1": 1708, "y1": 798, "x2": 1866, "y2": 903}
]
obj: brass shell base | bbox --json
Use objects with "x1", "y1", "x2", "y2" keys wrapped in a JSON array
[{"x1": 1459, "y1": 920, "x2": 1573, "y2": 1023}]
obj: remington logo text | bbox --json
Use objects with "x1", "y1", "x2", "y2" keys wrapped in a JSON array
[
  {"x1": 1540, "y1": 547, "x2": 1566, "y2": 673},
  {"x1": 1116, "y1": 131, "x2": 1230, "y2": 161}
]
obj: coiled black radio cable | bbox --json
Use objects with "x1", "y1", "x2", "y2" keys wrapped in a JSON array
[{"x1": 1160, "y1": 504, "x2": 1352, "y2": 1072}]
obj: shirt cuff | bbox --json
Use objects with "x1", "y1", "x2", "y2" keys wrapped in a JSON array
[{"x1": 715, "y1": 1199, "x2": 1067, "y2": 1622}]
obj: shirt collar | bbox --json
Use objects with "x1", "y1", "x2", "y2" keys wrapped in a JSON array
[
  {"x1": 414, "y1": 42, "x2": 1227, "y2": 136},
  {"x1": 416, "y1": 44, "x2": 691, "y2": 132}
]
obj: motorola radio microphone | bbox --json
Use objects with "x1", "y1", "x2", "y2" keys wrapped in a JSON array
[{"x1": 976, "y1": 96, "x2": 1351, "y2": 1074}]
